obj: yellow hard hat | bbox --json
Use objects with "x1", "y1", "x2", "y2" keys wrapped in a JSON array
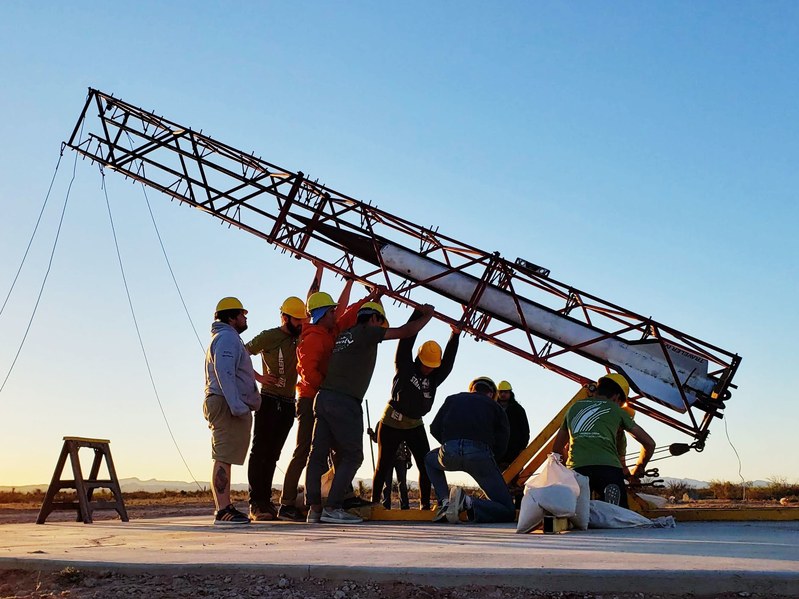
[
  {"x1": 307, "y1": 292, "x2": 337, "y2": 312},
  {"x1": 280, "y1": 296, "x2": 307, "y2": 319},
  {"x1": 469, "y1": 376, "x2": 498, "y2": 399},
  {"x1": 497, "y1": 380, "x2": 512, "y2": 392},
  {"x1": 417, "y1": 340, "x2": 442, "y2": 368},
  {"x1": 216, "y1": 297, "x2": 247, "y2": 314},
  {"x1": 598, "y1": 373, "x2": 630, "y2": 399},
  {"x1": 358, "y1": 301, "x2": 389, "y2": 328}
]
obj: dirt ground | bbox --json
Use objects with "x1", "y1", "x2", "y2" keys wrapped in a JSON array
[
  {"x1": 0, "y1": 495, "x2": 214, "y2": 526},
  {"x1": 0, "y1": 569, "x2": 784, "y2": 599}
]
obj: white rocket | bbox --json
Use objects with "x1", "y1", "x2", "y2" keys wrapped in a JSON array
[{"x1": 306, "y1": 219, "x2": 717, "y2": 413}]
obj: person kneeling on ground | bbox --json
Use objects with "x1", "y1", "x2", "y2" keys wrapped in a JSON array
[
  {"x1": 424, "y1": 376, "x2": 515, "y2": 524},
  {"x1": 552, "y1": 373, "x2": 655, "y2": 508}
]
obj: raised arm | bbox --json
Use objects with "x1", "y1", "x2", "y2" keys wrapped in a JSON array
[
  {"x1": 432, "y1": 324, "x2": 461, "y2": 383},
  {"x1": 333, "y1": 277, "x2": 354, "y2": 320},
  {"x1": 306, "y1": 262, "x2": 324, "y2": 300},
  {"x1": 383, "y1": 304, "x2": 435, "y2": 341},
  {"x1": 395, "y1": 308, "x2": 423, "y2": 368}
]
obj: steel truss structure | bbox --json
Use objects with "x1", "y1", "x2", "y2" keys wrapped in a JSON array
[{"x1": 67, "y1": 89, "x2": 740, "y2": 450}]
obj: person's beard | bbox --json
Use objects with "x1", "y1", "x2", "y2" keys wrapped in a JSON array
[
  {"x1": 286, "y1": 320, "x2": 302, "y2": 336},
  {"x1": 235, "y1": 322, "x2": 248, "y2": 334}
]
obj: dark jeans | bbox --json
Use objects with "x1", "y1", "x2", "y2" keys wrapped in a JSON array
[
  {"x1": 248, "y1": 394, "x2": 295, "y2": 507},
  {"x1": 279, "y1": 396, "x2": 315, "y2": 505},
  {"x1": 381, "y1": 462, "x2": 410, "y2": 509},
  {"x1": 424, "y1": 439, "x2": 515, "y2": 523},
  {"x1": 574, "y1": 464, "x2": 629, "y2": 509},
  {"x1": 372, "y1": 422, "x2": 432, "y2": 507},
  {"x1": 305, "y1": 390, "x2": 364, "y2": 508}
]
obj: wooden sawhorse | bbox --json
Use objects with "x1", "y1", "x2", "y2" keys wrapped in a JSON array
[{"x1": 37, "y1": 436, "x2": 128, "y2": 524}]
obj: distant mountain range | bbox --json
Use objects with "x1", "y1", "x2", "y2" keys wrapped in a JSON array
[{"x1": 1, "y1": 476, "x2": 772, "y2": 493}]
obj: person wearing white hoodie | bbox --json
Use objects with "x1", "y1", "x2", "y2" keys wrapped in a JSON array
[{"x1": 204, "y1": 297, "x2": 261, "y2": 525}]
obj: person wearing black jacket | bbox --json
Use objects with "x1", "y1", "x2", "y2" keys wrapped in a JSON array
[
  {"x1": 424, "y1": 377, "x2": 516, "y2": 523},
  {"x1": 370, "y1": 308, "x2": 460, "y2": 509},
  {"x1": 495, "y1": 381, "x2": 530, "y2": 471}
]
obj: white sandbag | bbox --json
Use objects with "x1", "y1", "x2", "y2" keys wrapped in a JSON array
[
  {"x1": 636, "y1": 492, "x2": 668, "y2": 509},
  {"x1": 516, "y1": 489, "x2": 545, "y2": 534},
  {"x1": 534, "y1": 483, "x2": 578, "y2": 517},
  {"x1": 527, "y1": 454, "x2": 580, "y2": 495},
  {"x1": 588, "y1": 500, "x2": 655, "y2": 528},
  {"x1": 569, "y1": 472, "x2": 590, "y2": 530},
  {"x1": 524, "y1": 454, "x2": 580, "y2": 519}
]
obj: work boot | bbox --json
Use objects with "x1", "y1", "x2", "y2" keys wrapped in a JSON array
[
  {"x1": 249, "y1": 502, "x2": 278, "y2": 522},
  {"x1": 277, "y1": 504, "x2": 306, "y2": 522}
]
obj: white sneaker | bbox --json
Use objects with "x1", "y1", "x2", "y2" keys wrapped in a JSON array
[
  {"x1": 320, "y1": 507, "x2": 363, "y2": 524},
  {"x1": 446, "y1": 487, "x2": 466, "y2": 523}
]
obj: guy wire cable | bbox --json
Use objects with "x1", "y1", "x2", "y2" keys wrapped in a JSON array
[
  {"x1": 724, "y1": 416, "x2": 747, "y2": 500},
  {"x1": 100, "y1": 169, "x2": 203, "y2": 492},
  {"x1": 0, "y1": 144, "x2": 65, "y2": 319},
  {"x1": 0, "y1": 142, "x2": 78, "y2": 396},
  {"x1": 125, "y1": 131, "x2": 204, "y2": 353}
]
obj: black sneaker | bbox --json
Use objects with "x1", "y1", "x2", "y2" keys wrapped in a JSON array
[
  {"x1": 341, "y1": 496, "x2": 377, "y2": 509},
  {"x1": 432, "y1": 502, "x2": 449, "y2": 523},
  {"x1": 214, "y1": 504, "x2": 250, "y2": 526},
  {"x1": 277, "y1": 504, "x2": 306, "y2": 522},
  {"x1": 249, "y1": 502, "x2": 278, "y2": 522},
  {"x1": 603, "y1": 484, "x2": 622, "y2": 506}
]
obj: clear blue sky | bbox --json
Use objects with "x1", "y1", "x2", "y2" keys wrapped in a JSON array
[{"x1": 1, "y1": 2, "x2": 797, "y2": 489}]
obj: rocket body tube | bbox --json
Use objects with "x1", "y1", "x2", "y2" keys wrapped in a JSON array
[
  {"x1": 299, "y1": 217, "x2": 715, "y2": 412},
  {"x1": 378, "y1": 243, "x2": 713, "y2": 412}
]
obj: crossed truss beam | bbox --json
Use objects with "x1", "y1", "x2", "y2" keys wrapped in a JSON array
[{"x1": 66, "y1": 88, "x2": 740, "y2": 448}]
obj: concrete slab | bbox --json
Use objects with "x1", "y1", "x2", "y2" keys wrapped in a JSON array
[{"x1": 1, "y1": 518, "x2": 797, "y2": 595}]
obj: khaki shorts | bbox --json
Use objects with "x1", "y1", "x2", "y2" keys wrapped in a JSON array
[{"x1": 203, "y1": 394, "x2": 252, "y2": 465}]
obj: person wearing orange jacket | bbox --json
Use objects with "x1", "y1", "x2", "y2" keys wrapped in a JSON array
[{"x1": 276, "y1": 267, "x2": 376, "y2": 521}]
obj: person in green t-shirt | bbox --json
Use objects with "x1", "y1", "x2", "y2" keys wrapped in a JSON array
[
  {"x1": 244, "y1": 296, "x2": 307, "y2": 521},
  {"x1": 552, "y1": 373, "x2": 655, "y2": 508}
]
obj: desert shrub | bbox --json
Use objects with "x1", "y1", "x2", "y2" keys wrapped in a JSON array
[
  {"x1": 664, "y1": 479, "x2": 694, "y2": 497},
  {"x1": 0, "y1": 490, "x2": 46, "y2": 503},
  {"x1": 694, "y1": 487, "x2": 715, "y2": 500},
  {"x1": 764, "y1": 476, "x2": 799, "y2": 498},
  {"x1": 745, "y1": 477, "x2": 799, "y2": 501},
  {"x1": 708, "y1": 479, "x2": 750, "y2": 500}
]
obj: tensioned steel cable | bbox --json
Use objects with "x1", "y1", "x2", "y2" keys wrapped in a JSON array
[
  {"x1": 724, "y1": 417, "x2": 747, "y2": 500},
  {"x1": 0, "y1": 146, "x2": 65, "y2": 319},
  {"x1": 124, "y1": 131, "x2": 205, "y2": 353},
  {"x1": 139, "y1": 183, "x2": 205, "y2": 352},
  {"x1": 100, "y1": 169, "x2": 203, "y2": 491},
  {"x1": 133, "y1": 160, "x2": 289, "y2": 479},
  {"x1": 0, "y1": 143, "x2": 78, "y2": 396}
]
